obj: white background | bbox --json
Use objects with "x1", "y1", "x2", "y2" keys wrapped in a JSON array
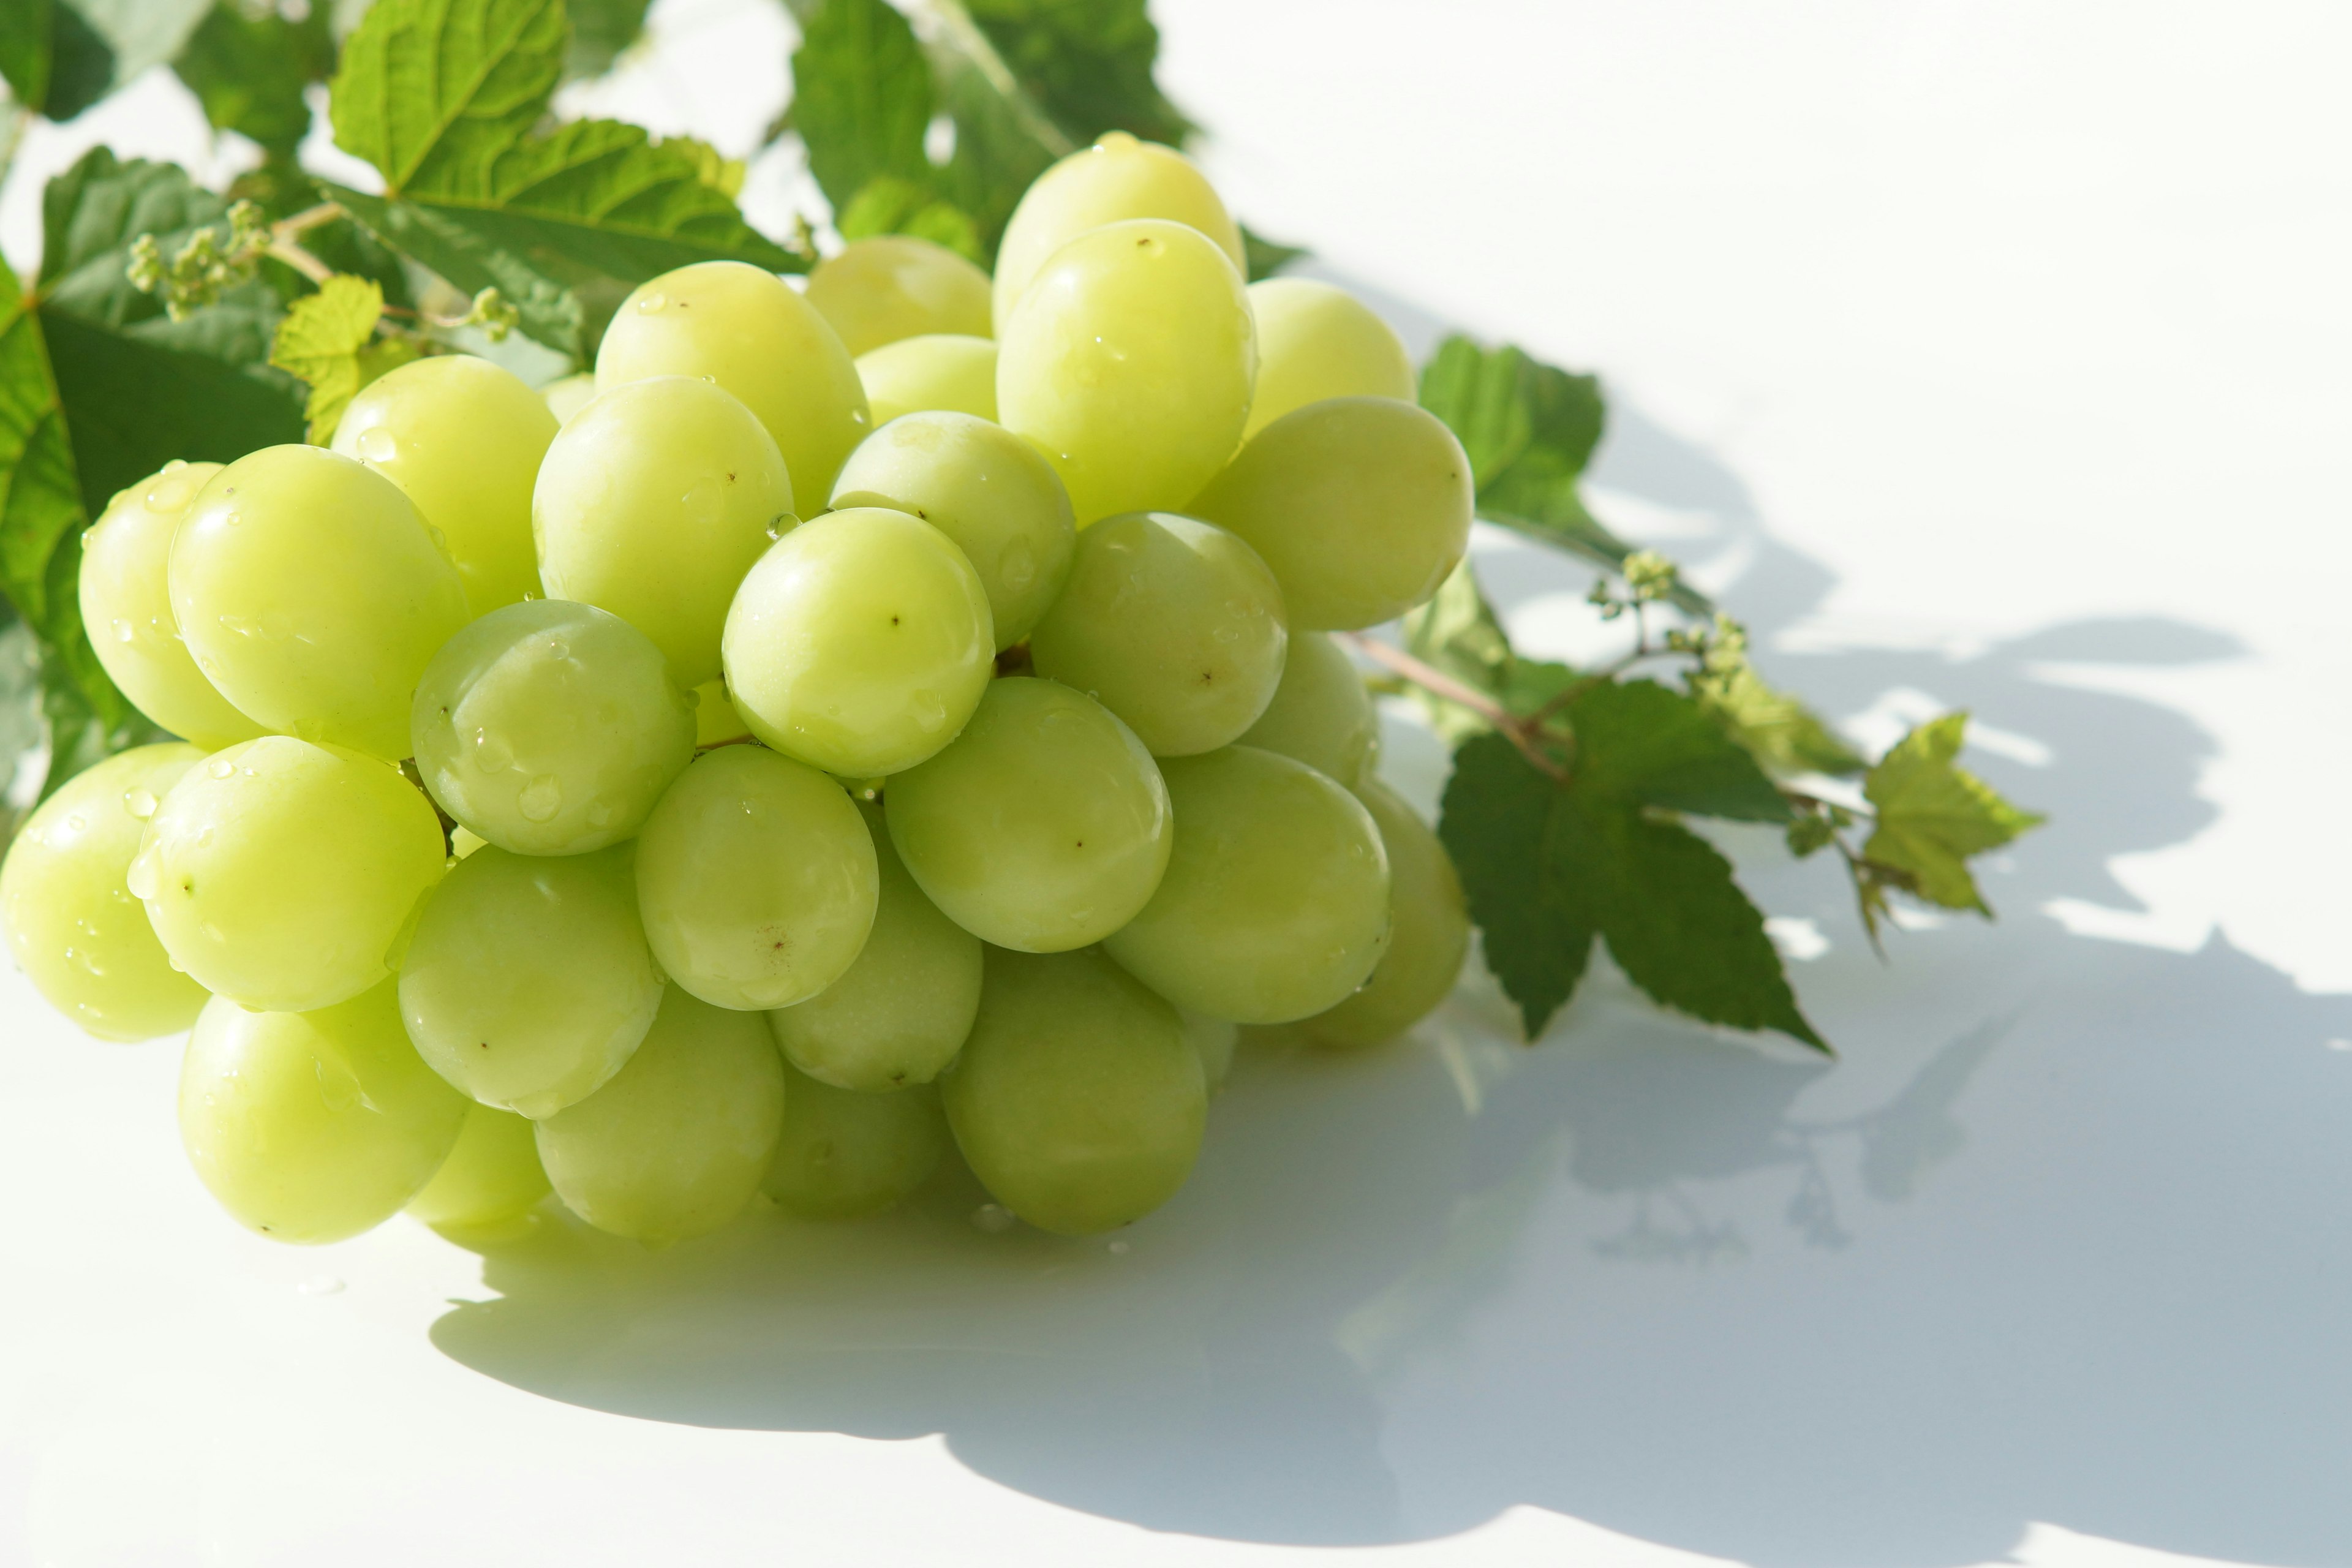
[{"x1": 4, "y1": 2, "x2": 2348, "y2": 1564}]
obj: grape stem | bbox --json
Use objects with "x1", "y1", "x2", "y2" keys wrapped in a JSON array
[
  {"x1": 1343, "y1": 634, "x2": 1569, "y2": 782},
  {"x1": 263, "y1": 203, "x2": 348, "y2": 287}
]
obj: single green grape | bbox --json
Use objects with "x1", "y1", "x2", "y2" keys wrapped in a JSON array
[
  {"x1": 535, "y1": 987, "x2": 784, "y2": 1244},
  {"x1": 77, "y1": 461, "x2": 265, "y2": 749},
  {"x1": 767, "y1": 803, "x2": 980, "y2": 1091},
  {"x1": 1102, "y1": 745, "x2": 1390, "y2": 1023},
  {"x1": 131, "y1": 737, "x2": 447, "y2": 1014},
  {"x1": 331, "y1": 353, "x2": 560, "y2": 618},
  {"x1": 856, "y1": 334, "x2": 997, "y2": 427},
  {"x1": 596, "y1": 260, "x2": 870, "y2": 503},
  {"x1": 410, "y1": 600, "x2": 696, "y2": 856},
  {"x1": 397, "y1": 843, "x2": 664, "y2": 1118},
  {"x1": 404, "y1": 1102, "x2": 551, "y2": 1229},
  {"x1": 1182, "y1": 1008, "x2": 1239, "y2": 1095},
  {"x1": 1028, "y1": 511, "x2": 1287, "y2": 756},
  {"x1": 179, "y1": 981, "x2": 469, "y2": 1245},
  {"x1": 830, "y1": 411, "x2": 1075, "y2": 648},
  {"x1": 990, "y1": 132, "x2": 1246, "y2": 333},
  {"x1": 1188, "y1": 397, "x2": 1475, "y2": 631},
  {"x1": 721, "y1": 507, "x2": 995, "y2": 777},
  {"x1": 1306, "y1": 779, "x2": 1471, "y2": 1046},
  {"x1": 997, "y1": 219, "x2": 1255, "y2": 524},
  {"x1": 942, "y1": 946, "x2": 1205, "y2": 1235},
  {"x1": 1235, "y1": 630, "x2": 1379, "y2": 786},
  {"x1": 533, "y1": 375, "x2": 794, "y2": 689},
  {"x1": 693, "y1": 679, "x2": 752, "y2": 746},
  {"x1": 1243, "y1": 278, "x2": 1416, "y2": 439},
  {"x1": 1, "y1": 744, "x2": 209, "y2": 1041},
  {"x1": 806, "y1": 236, "x2": 993, "y2": 358},
  {"x1": 635, "y1": 746, "x2": 878, "y2": 1012},
  {"x1": 170, "y1": 445, "x2": 469, "y2": 761},
  {"x1": 763, "y1": 1062, "x2": 949, "y2": 1219},
  {"x1": 884, "y1": 677, "x2": 1170, "y2": 952},
  {"x1": 542, "y1": 372, "x2": 597, "y2": 425}
]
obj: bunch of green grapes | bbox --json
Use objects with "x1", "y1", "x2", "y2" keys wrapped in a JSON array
[{"x1": 1, "y1": 132, "x2": 1471, "y2": 1250}]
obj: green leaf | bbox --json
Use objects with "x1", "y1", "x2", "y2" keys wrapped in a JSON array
[
  {"x1": 837, "y1": 177, "x2": 985, "y2": 263},
  {"x1": 963, "y1": 0, "x2": 1194, "y2": 149},
  {"x1": 564, "y1": 0, "x2": 653, "y2": 79},
  {"x1": 1419, "y1": 333, "x2": 1713, "y2": 616},
  {"x1": 172, "y1": 0, "x2": 334, "y2": 158},
  {"x1": 267, "y1": 273, "x2": 393, "y2": 443},
  {"x1": 6, "y1": 0, "x2": 211, "y2": 122},
  {"x1": 323, "y1": 181, "x2": 587, "y2": 358},
  {"x1": 1862, "y1": 712, "x2": 2045, "y2": 914},
  {"x1": 0, "y1": 0, "x2": 59, "y2": 115},
  {"x1": 1240, "y1": 224, "x2": 1306, "y2": 282},
  {"x1": 791, "y1": 0, "x2": 934, "y2": 217},
  {"x1": 1568, "y1": 679, "x2": 1792, "y2": 824},
  {"x1": 1686, "y1": 619, "x2": 1865, "y2": 778},
  {"x1": 1442, "y1": 728, "x2": 1825, "y2": 1050}
]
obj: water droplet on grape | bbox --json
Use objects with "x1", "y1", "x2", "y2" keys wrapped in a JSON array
[
  {"x1": 145, "y1": 470, "x2": 200, "y2": 511},
  {"x1": 911, "y1": 690, "x2": 947, "y2": 731},
  {"x1": 313, "y1": 1054, "x2": 361, "y2": 1110},
  {"x1": 518, "y1": 774, "x2": 563, "y2": 822},
  {"x1": 64, "y1": 813, "x2": 85, "y2": 832},
  {"x1": 110, "y1": 617, "x2": 135, "y2": 644},
  {"x1": 356, "y1": 428, "x2": 396, "y2": 463},
  {"x1": 123, "y1": 786, "x2": 157, "y2": 820},
  {"x1": 637, "y1": 292, "x2": 667, "y2": 313},
  {"x1": 222, "y1": 510, "x2": 242, "y2": 527},
  {"x1": 586, "y1": 800, "x2": 615, "y2": 829},
  {"x1": 208, "y1": 757, "x2": 235, "y2": 780},
  {"x1": 998, "y1": 537, "x2": 1036, "y2": 591},
  {"x1": 971, "y1": 1203, "x2": 1016, "y2": 1233},
  {"x1": 473, "y1": 729, "x2": 513, "y2": 773},
  {"x1": 680, "y1": 476, "x2": 723, "y2": 522},
  {"x1": 126, "y1": 850, "x2": 160, "y2": 900}
]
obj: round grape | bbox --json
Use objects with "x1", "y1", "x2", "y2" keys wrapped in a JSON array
[
  {"x1": 404, "y1": 1102, "x2": 552, "y2": 1230},
  {"x1": 856, "y1": 334, "x2": 998, "y2": 427},
  {"x1": 1235, "y1": 630, "x2": 1379, "y2": 786},
  {"x1": 990, "y1": 132, "x2": 1245, "y2": 332},
  {"x1": 807, "y1": 235, "x2": 993, "y2": 357},
  {"x1": 763, "y1": 1061, "x2": 949, "y2": 1220},
  {"x1": 1305, "y1": 779, "x2": 1471, "y2": 1046},
  {"x1": 1243, "y1": 278, "x2": 1415, "y2": 439}
]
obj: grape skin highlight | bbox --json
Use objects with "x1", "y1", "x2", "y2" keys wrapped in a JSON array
[
  {"x1": 997, "y1": 218, "x2": 1256, "y2": 524},
  {"x1": 179, "y1": 981, "x2": 468, "y2": 1245},
  {"x1": 133, "y1": 737, "x2": 447, "y2": 1014},
  {"x1": 1028, "y1": 510, "x2": 1287, "y2": 756},
  {"x1": 597, "y1": 260, "x2": 871, "y2": 503},
  {"x1": 763, "y1": 1062, "x2": 949, "y2": 1219},
  {"x1": 1235, "y1": 630, "x2": 1379, "y2": 787},
  {"x1": 1102, "y1": 745, "x2": 1392, "y2": 1024},
  {"x1": 77, "y1": 461, "x2": 265, "y2": 750},
  {"x1": 534, "y1": 375, "x2": 795, "y2": 690},
  {"x1": 410, "y1": 599, "x2": 696, "y2": 857},
  {"x1": 635, "y1": 746, "x2": 879, "y2": 1012},
  {"x1": 885, "y1": 677, "x2": 1171, "y2": 954},
  {"x1": 535, "y1": 987, "x2": 785, "y2": 1244},
  {"x1": 722, "y1": 507, "x2": 995, "y2": 778},
  {"x1": 807, "y1": 235, "x2": 994, "y2": 358},
  {"x1": 170, "y1": 445, "x2": 469, "y2": 761},
  {"x1": 398, "y1": 843, "x2": 665, "y2": 1119},
  {"x1": 1243, "y1": 278, "x2": 1417, "y2": 439},
  {"x1": 943, "y1": 946, "x2": 1207, "y2": 1236},
  {"x1": 1305, "y1": 779, "x2": 1471, "y2": 1046},
  {"x1": 856, "y1": 334, "x2": 998, "y2": 427},
  {"x1": 1189, "y1": 397, "x2": 1474, "y2": 631},
  {"x1": 1, "y1": 744, "x2": 210, "y2": 1041},
  {"x1": 332, "y1": 354, "x2": 559, "y2": 618},
  {"x1": 831, "y1": 411, "x2": 1076, "y2": 649}
]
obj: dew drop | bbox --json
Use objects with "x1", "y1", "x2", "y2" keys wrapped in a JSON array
[
  {"x1": 126, "y1": 850, "x2": 160, "y2": 900},
  {"x1": 64, "y1": 814, "x2": 85, "y2": 832},
  {"x1": 517, "y1": 774, "x2": 563, "y2": 822},
  {"x1": 911, "y1": 690, "x2": 947, "y2": 733},
  {"x1": 207, "y1": 756, "x2": 235, "y2": 779},
  {"x1": 680, "y1": 476, "x2": 723, "y2": 522},
  {"x1": 636, "y1": 292, "x2": 667, "y2": 313},
  {"x1": 356, "y1": 428, "x2": 397, "y2": 463},
  {"x1": 110, "y1": 617, "x2": 137, "y2": 644},
  {"x1": 123, "y1": 786, "x2": 157, "y2": 820},
  {"x1": 586, "y1": 800, "x2": 616, "y2": 829},
  {"x1": 473, "y1": 729, "x2": 513, "y2": 773},
  {"x1": 998, "y1": 536, "x2": 1037, "y2": 592}
]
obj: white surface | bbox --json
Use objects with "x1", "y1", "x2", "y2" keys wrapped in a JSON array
[{"x1": 5, "y1": 2, "x2": 2351, "y2": 1564}]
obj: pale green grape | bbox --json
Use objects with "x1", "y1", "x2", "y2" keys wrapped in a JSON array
[
  {"x1": 635, "y1": 746, "x2": 877, "y2": 1011},
  {"x1": 830, "y1": 412, "x2": 1074, "y2": 648},
  {"x1": 1102, "y1": 745, "x2": 1390, "y2": 1023},
  {"x1": 721, "y1": 507, "x2": 994, "y2": 777},
  {"x1": 535, "y1": 987, "x2": 784, "y2": 1243},
  {"x1": 332, "y1": 354, "x2": 559, "y2": 618},
  {"x1": 941, "y1": 946, "x2": 1205, "y2": 1235},
  {"x1": 170, "y1": 445, "x2": 469, "y2": 760},
  {"x1": 179, "y1": 981, "x2": 468, "y2": 1244},
  {"x1": 451, "y1": 826, "x2": 489, "y2": 859},
  {"x1": 807, "y1": 236, "x2": 993, "y2": 357},
  {"x1": 990, "y1": 132, "x2": 1246, "y2": 333},
  {"x1": 767, "y1": 804, "x2": 980, "y2": 1091},
  {"x1": 77, "y1": 461, "x2": 264, "y2": 749},
  {"x1": 1, "y1": 744, "x2": 209, "y2": 1041},
  {"x1": 885, "y1": 677, "x2": 1169, "y2": 952},
  {"x1": 1243, "y1": 278, "x2": 1416, "y2": 439},
  {"x1": 404, "y1": 1102, "x2": 551, "y2": 1229},
  {"x1": 132, "y1": 737, "x2": 447, "y2": 1014},
  {"x1": 596, "y1": 260, "x2": 870, "y2": 503},
  {"x1": 1028, "y1": 511, "x2": 1287, "y2": 756},
  {"x1": 1182, "y1": 1008, "x2": 1238, "y2": 1095},
  {"x1": 1236, "y1": 630, "x2": 1379, "y2": 786},
  {"x1": 856, "y1": 334, "x2": 997, "y2": 427},
  {"x1": 410, "y1": 600, "x2": 696, "y2": 856},
  {"x1": 1187, "y1": 397, "x2": 1475, "y2": 631},
  {"x1": 542, "y1": 372, "x2": 597, "y2": 425},
  {"x1": 533, "y1": 375, "x2": 794, "y2": 688},
  {"x1": 398, "y1": 843, "x2": 663, "y2": 1118},
  {"x1": 997, "y1": 219, "x2": 1255, "y2": 524},
  {"x1": 693, "y1": 679, "x2": 752, "y2": 746},
  {"x1": 763, "y1": 1062, "x2": 948, "y2": 1219},
  {"x1": 1306, "y1": 779, "x2": 1470, "y2": 1046}
]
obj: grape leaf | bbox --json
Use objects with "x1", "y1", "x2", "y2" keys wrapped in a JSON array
[
  {"x1": 565, "y1": 0, "x2": 653, "y2": 79},
  {"x1": 267, "y1": 274, "x2": 419, "y2": 444},
  {"x1": 172, "y1": 0, "x2": 334, "y2": 158},
  {"x1": 322, "y1": 182, "x2": 586, "y2": 358},
  {"x1": 1419, "y1": 334, "x2": 1713, "y2": 616},
  {"x1": 1442, "y1": 723, "x2": 1826, "y2": 1050},
  {"x1": 836, "y1": 176, "x2": 985, "y2": 263},
  {"x1": 963, "y1": 0, "x2": 1195, "y2": 149},
  {"x1": 1863, "y1": 713, "x2": 2044, "y2": 913},
  {"x1": 791, "y1": 0, "x2": 934, "y2": 217},
  {"x1": 4, "y1": 0, "x2": 210, "y2": 122},
  {"x1": 1570, "y1": 679, "x2": 1793, "y2": 824},
  {"x1": 1401, "y1": 560, "x2": 1515, "y2": 742},
  {"x1": 1687, "y1": 619, "x2": 1864, "y2": 778}
]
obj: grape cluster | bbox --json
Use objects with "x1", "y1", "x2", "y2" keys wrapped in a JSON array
[{"x1": 0, "y1": 134, "x2": 1474, "y2": 1247}]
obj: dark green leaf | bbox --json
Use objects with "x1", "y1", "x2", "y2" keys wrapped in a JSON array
[
  {"x1": 172, "y1": 0, "x2": 334, "y2": 157},
  {"x1": 325, "y1": 181, "x2": 586, "y2": 358},
  {"x1": 1568, "y1": 678, "x2": 1792, "y2": 824},
  {"x1": 791, "y1": 0, "x2": 933, "y2": 216},
  {"x1": 1240, "y1": 224, "x2": 1306, "y2": 281},
  {"x1": 1442, "y1": 728, "x2": 1826, "y2": 1050},
  {"x1": 0, "y1": 0, "x2": 59, "y2": 115},
  {"x1": 1863, "y1": 713, "x2": 2044, "y2": 914},
  {"x1": 965, "y1": 0, "x2": 1194, "y2": 148},
  {"x1": 13, "y1": 0, "x2": 213, "y2": 122},
  {"x1": 565, "y1": 0, "x2": 653, "y2": 79}
]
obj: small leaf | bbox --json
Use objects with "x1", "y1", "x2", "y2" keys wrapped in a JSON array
[
  {"x1": 1687, "y1": 619, "x2": 1865, "y2": 777},
  {"x1": 1240, "y1": 224, "x2": 1306, "y2": 281},
  {"x1": 791, "y1": 0, "x2": 934, "y2": 217},
  {"x1": 172, "y1": 0, "x2": 334, "y2": 158},
  {"x1": 1862, "y1": 712, "x2": 2045, "y2": 913},
  {"x1": 268, "y1": 274, "x2": 389, "y2": 444}
]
